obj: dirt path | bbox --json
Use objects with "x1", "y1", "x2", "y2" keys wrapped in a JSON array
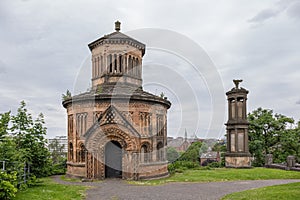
[{"x1": 52, "y1": 176, "x2": 300, "y2": 200}]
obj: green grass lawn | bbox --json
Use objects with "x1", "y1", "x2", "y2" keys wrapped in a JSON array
[
  {"x1": 129, "y1": 168, "x2": 300, "y2": 185},
  {"x1": 11, "y1": 168, "x2": 300, "y2": 199},
  {"x1": 13, "y1": 177, "x2": 89, "y2": 200},
  {"x1": 60, "y1": 175, "x2": 83, "y2": 182},
  {"x1": 222, "y1": 182, "x2": 300, "y2": 200}
]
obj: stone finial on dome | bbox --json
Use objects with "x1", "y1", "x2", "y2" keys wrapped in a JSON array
[{"x1": 115, "y1": 21, "x2": 121, "y2": 32}]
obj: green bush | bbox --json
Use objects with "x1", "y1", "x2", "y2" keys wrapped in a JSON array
[
  {"x1": 208, "y1": 162, "x2": 221, "y2": 168},
  {"x1": 51, "y1": 162, "x2": 66, "y2": 175},
  {"x1": 0, "y1": 171, "x2": 18, "y2": 200},
  {"x1": 220, "y1": 152, "x2": 226, "y2": 167},
  {"x1": 168, "y1": 161, "x2": 199, "y2": 174}
]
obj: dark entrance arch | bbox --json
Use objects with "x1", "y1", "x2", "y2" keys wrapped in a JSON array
[{"x1": 105, "y1": 141, "x2": 122, "y2": 178}]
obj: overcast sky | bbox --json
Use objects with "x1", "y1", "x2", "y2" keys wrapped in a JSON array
[{"x1": 0, "y1": 0, "x2": 300, "y2": 139}]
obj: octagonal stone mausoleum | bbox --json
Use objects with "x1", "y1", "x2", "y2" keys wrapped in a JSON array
[{"x1": 62, "y1": 21, "x2": 171, "y2": 180}]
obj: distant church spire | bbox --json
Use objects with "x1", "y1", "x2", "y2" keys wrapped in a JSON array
[{"x1": 185, "y1": 129, "x2": 187, "y2": 142}]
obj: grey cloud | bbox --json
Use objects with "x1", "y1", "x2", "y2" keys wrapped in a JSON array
[
  {"x1": 47, "y1": 107, "x2": 57, "y2": 112},
  {"x1": 248, "y1": 9, "x2": 280, "y2": 23},
  {"x1": 248, "y1": 0, "x2": 300, "y2": 23},
  {"x1": 0, "y1": 61, "x2": 7, "y2": 74},
  {"x1": 296, "y1": 100, "x2": 300, "y2": 105},
  {"x1": 286, "y1": 1, "x2": 300, "y2": 19}
]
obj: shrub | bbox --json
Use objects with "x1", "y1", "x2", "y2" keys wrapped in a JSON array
[
  {"x1": 168, "y1": 161, "x2": 199, "y2": 174},
  {"x1": 51, "y1": 162, "x2": 67, "y2": 175},
  {"x1": 0, "y1": 171, "x2": 18, "y2": 200},
  {"x1": 208, "y1": 161, "x2": 221, "y2": 168}
]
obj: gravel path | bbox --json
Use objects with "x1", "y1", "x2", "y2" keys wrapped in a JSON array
[{"x1": 52, "y1": 176, "x2": 300, "y2": 200}]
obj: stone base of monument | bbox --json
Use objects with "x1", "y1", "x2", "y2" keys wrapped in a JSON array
[{"x1": 225, "y1": 153, "x2": 252, "y2": 168}]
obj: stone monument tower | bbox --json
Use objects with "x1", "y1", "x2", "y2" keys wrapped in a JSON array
[{"x1": 225, "y1": 80, "x2": 251, "y2": 168}]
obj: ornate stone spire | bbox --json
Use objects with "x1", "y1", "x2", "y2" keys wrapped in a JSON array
[{"x1": 115, "y1": 21, "x2": 121, "y2": 32}]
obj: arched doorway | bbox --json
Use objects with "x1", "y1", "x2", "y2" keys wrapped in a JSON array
[{"x1": 105, "y1": 141, "x2": 122, "y2": 178}]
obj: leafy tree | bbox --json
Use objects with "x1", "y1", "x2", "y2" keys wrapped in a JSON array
[
  {"x1": 0, "y1": 112, "x2": 21, "y2": 172},
  {"x1": 249, "y1": 139, "x2": 264, "y2": 167},
  {"x1": 0, "y1": 113, "x2": 19, "y2": 199},
  {"x1": 167, "y1": 147, "x2": 180, "y2": 163},
  {"x1": 212, "y1": 142, "x2": 226, "y2": 152},
  {"x1": 199, "y1": 142, "x2": 208, "y2": 155},
  {"x1": 10, "y1": 101, "x2": 52, "y2": 177},
  {"x1": 178, "y1": 141, "x2": 202, "y2": 162},
  {"x1": 0, "y1": 112, "x2": 10, "y2": 139},
  {"x1": 248, "y1": 108, "x2": 295, "y2": 166},
  {"x1": 0, "y1": 101, "x2": 54, "y2": 199},
  {"x1": 274, "y1": 125, "x2": 300, "y2": 163},
  {"x1": 212, "y1": 141, "x2": 226, "y2": 167},
  {"x1": 48, "y1": 139, "x2": 66, "y2": 164},
  {"x1": 48, "y1": 138, "x2": 67, "y2": 175},
  {"x1": 0, "y1": 137, "x2": 20, "y2": 172}
]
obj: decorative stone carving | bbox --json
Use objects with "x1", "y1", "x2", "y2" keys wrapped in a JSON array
[{"x1": 233, "y1": 79, "x2": 243, "y2": 89}]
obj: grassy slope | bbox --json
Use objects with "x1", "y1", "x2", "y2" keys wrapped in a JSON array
[
  {"x1": 222, "y1": 182, "x2": 300, "y2": 200},
  {"x1": 129, "y1": 168, "x2": 300, "y2": 185},
  {"x1": 13, "y1": 177, "x2": 89, "y2": 200}
]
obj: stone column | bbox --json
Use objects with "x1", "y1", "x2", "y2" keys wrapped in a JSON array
[
  {"x1": 113, "y1": 54, "x2": 117, "y2": 73},
  {"x1": 234, "y1": 98, "x2": 238, "y2": 120},
  {"x1": 100, "y1": 55, "x2": 103, "y2": 76},
  {"x1": 243, "y1": 98, "x2": 247, "y2": 119},
  {"x1": 123, "y1": 55, "x2": 127, "y2": 74},
  {"x1": 104, "y1": 53, "x2": 107, "y2": 74},
  {"x1": 95, "y1": 57, "x2": 98, "y2": 77},
  {"x1": 139, "y1": 113, "x2": 143, "y2": 135},
  {"x1": 116, "y1": 55, "x2": 120, "y2": 73},
  {"x1": 107, "y1": 54, "x2": 110, "y2": 73},
  {"x1": 146, "y1": 114, "x2": 149, "y2": 135},
  {"x1": 245, "y1": 128, "x2": 249, "y2": 152},
  {"x1": 125, "y1": 55, "x2": 128, "y2": 74},
  {"x1": 139, "y1": 59, "x2": 142, "y2": 78},
  {"x1": 92, "y1": 56, "x2": 95, "y2": 78}
]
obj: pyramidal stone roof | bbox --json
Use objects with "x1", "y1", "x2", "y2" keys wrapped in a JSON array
[{"x1": 88, "y1": 22, "x2": 145, "y2": 55}]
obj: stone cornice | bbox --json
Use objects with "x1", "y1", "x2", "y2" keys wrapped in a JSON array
[
  {"x1": 226, "y1": 87, "x2": 249, "y2": 96},
  {"x1": 62, "y1": 93, "x2": 171, "y2": 109}
]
